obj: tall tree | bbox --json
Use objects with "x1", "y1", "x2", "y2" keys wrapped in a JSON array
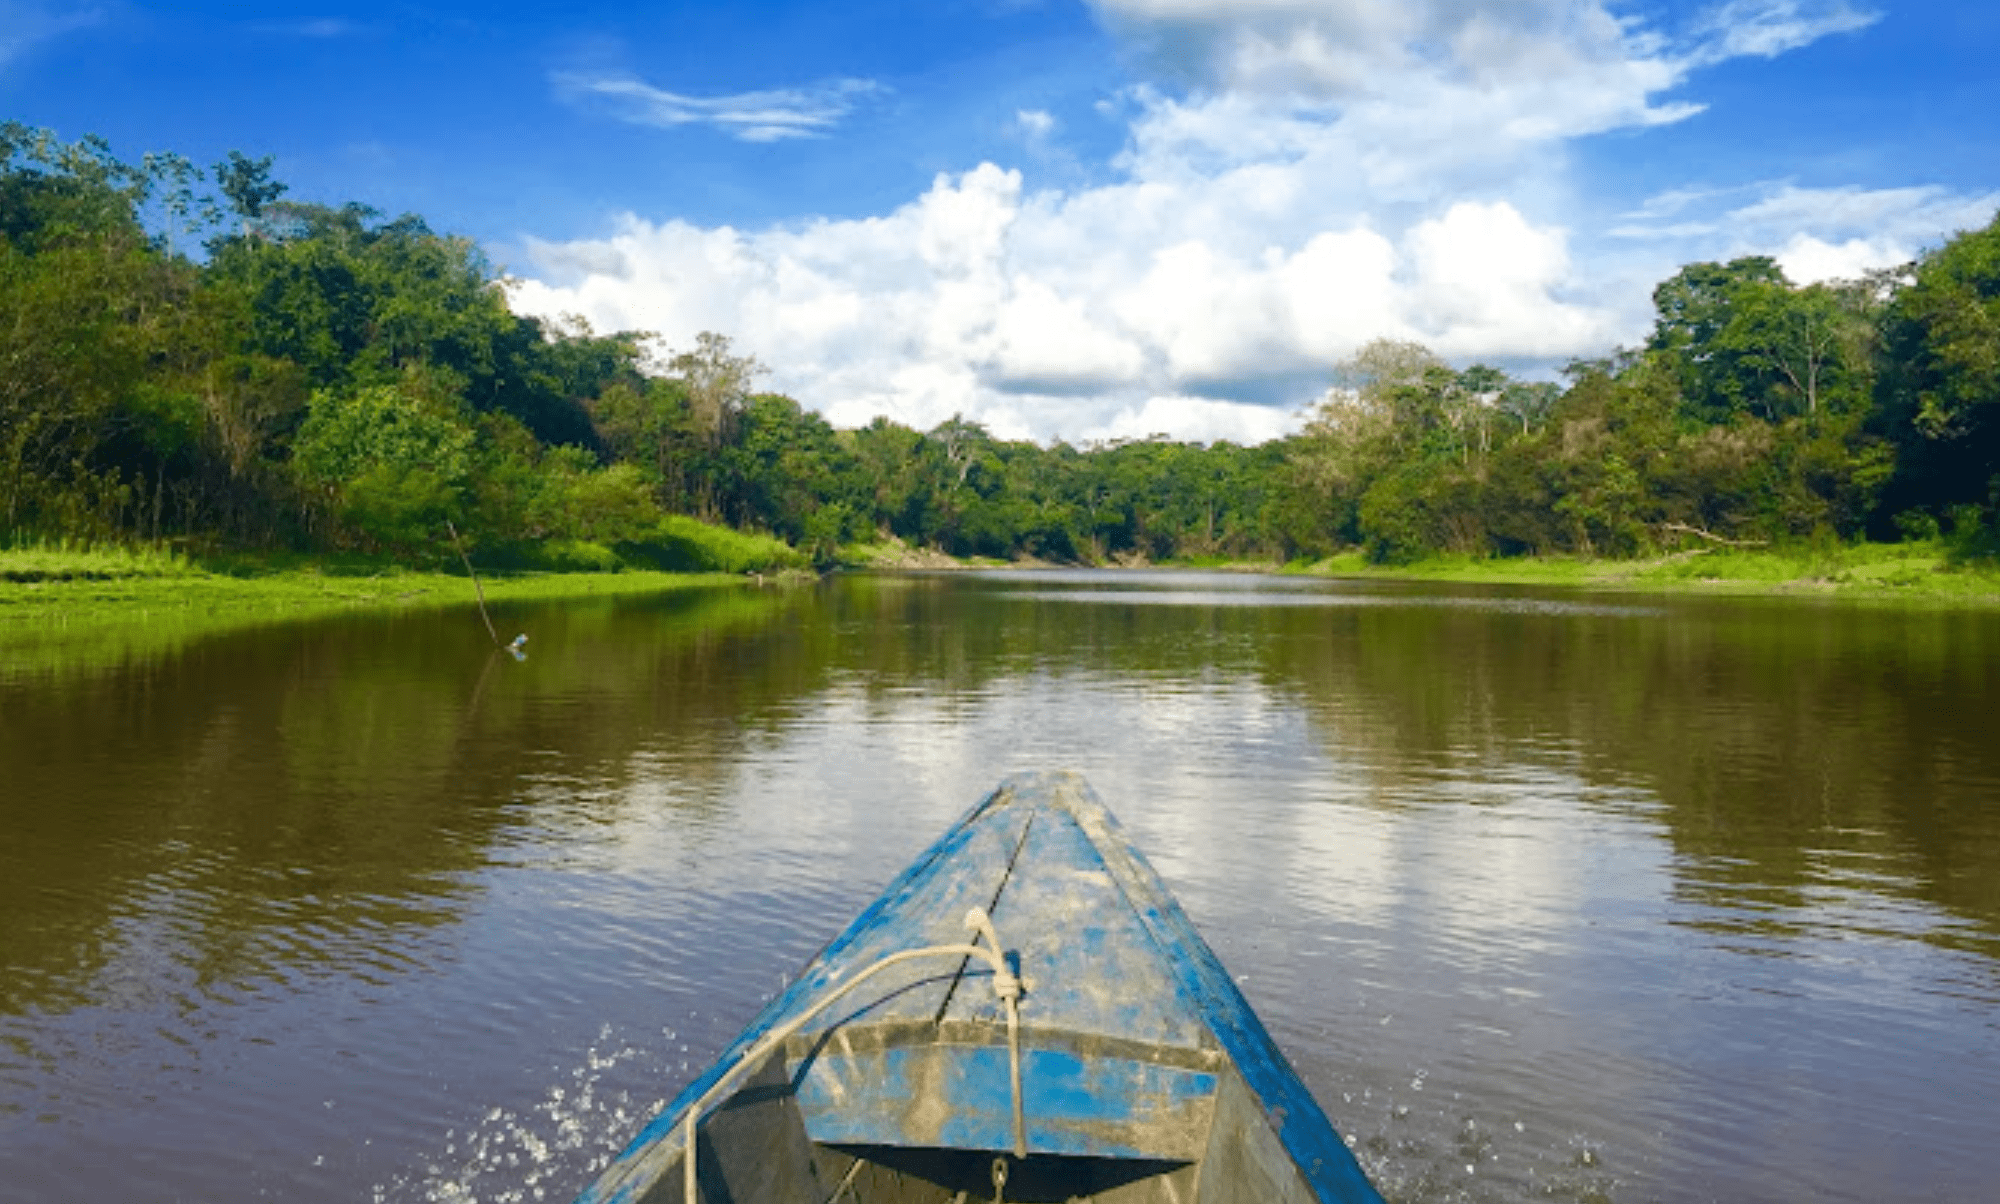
[
  {"x1": 1876, "y1": 211, "x2": 2000, "y2": 532},
  {"x1": 213, "y1": 150, "x2": 287, "y2": 238},
  {"x1": 1647, "y1": 256, "x2": 1789, "y2": 421},
  {"x1": 665, "y1": 331, "x2": 764, "y2": 449}
]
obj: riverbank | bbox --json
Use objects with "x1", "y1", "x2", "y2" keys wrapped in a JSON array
[
  {"x1": 0, "y1": 542, "x2": 799, "y2": 651},
  {"x1": 1, "y1": 548, "x2": 763, "y2": 620},
  {"x1": 845, "y1": 536, "x2": 2000, "y2": 602},
  {"x1": 8, "y1": 536, "x2": 1998, "y2": 635},
  {"x1": 847, "y1": 538, "x2": 2000, "y2": 603},
  {"x1": 838, "y1": 535, "x2": 1007, "y2": 570},
  {"x1": 0, "y1": 544, "x2": 802, "y2": 679},
  {"x1": 1283, "y1": 541, "x2": 2000, "y2": 603}
]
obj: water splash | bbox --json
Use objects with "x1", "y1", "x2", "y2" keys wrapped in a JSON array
[{"x1": 372, "y1": 1026, "x2": 669, "y2": 1204}]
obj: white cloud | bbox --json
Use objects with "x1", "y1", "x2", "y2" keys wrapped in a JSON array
[
  {"x1": 1686, "y1": 0, "x2": 1878, "y2": 64},
  {"x1": 513, "y1": 164, "x2": 1612, "y2": 443},
  {"x1": 1014, "y1": 108, "x2": 1056, "y2": 139},
  {"x1": 1091, "y1": 0, "x2": 1877, "y2": 92},
  {"x1": 1613, "y1": 182, "x2": 2000, "y2": 281},
  {"x1": 249, "y1": 17, "x2": 365, "y2": 39},
  {"x1": 1406, "y1": 202, "x2": 1602, "y2": 356},
  {"x1": 988, "y1": 277, "x2": 1146, "y2": 393},
  {"x1": 1774, "y1": 235, "x2": 1906, "y2": 285},
  {"x1": 295, "y1": 18, "x2": 355, "y2": 37},
  {"x1": 553, "y1": 72, "x2": 882, "y2": 142},
  {"x1": 1080, "y1": 394, "x2": 1304, "y2": 446},
  {"x1": 510, "y1": 1, "x2": 1975, "y2": 444},
  {"x1": 1729, "y1": 184, "x2": 1999, "y2": 241}
]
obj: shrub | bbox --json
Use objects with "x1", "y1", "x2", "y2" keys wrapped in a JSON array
[{"x1": 616, "y1": 514, "x2": 805, "y2": 574}]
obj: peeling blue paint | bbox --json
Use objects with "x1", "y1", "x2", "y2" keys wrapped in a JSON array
[
  {"x1": 795, "y1": 1044, "x2": 1217, "y2": 1159},
  {"x1": 572, "y1": 771, "x2": 1385, "y2": 1204}
]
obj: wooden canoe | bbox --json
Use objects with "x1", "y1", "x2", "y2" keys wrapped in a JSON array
[{"x1": 572, "y1": 770, "x2": 1385, "y2": 1204}]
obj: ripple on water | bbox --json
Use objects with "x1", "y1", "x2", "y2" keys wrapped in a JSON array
[{"x1": 5, "y1": 573, "x2": 1998, "y2": 1204}]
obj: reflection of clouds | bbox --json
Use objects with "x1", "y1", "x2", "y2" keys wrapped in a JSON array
[
  {"x1": 1398, "y1": 788, "x2": 1590, "y2": 962},
  {"x1": 28, "y1": 574, "x2": 2000, "y2": 1204},
  {"x1": 551, "y1": 583, "x2": 2000, "y2": 1204},
  {"x1": 584, "y1": 660, "x2": 1637, "y2": 968},
  {"x1": 1277, "y1": 800, "x2": 1400, "y2": 932},
  {"x1": 1013, "y1": 587, "x2": 1662, "y2": 616}
]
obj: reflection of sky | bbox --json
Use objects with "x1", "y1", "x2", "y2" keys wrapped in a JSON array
[
  {"x1": 11, "y1": 577, "x2": 1996, "y2": 1204},
  {"x1": 556, "y1": 628, "x2": 1992, "y2": 1200},
  {"x1": 567, "y1": 654, "x2": 1999, "y2": 1203},
  {"x1": 1008, "y1": 587, "x2": 1663, "y2": 618}
]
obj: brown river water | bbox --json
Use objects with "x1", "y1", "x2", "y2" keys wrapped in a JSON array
[{"x1": 2, "y1": 569, "x2": 1996, "y2": 1203}]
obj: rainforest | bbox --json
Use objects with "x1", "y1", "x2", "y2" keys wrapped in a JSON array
[{"x1": 5, "y1": 123, "x2": 1998, "y2": 578}]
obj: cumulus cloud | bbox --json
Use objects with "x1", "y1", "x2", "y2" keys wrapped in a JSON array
[
  {"x1": 509, "y1": 0, "x2": 1969, "y2": 444},
  {"x1": 1774, "y1": 235, "x2": 1905, "y2": 285},
  {"x1": 554, "y1": 72, "x2": 882, "y2": 142},
  {"x1": 513, "y1": 164, "x2": 1610, "y2": 442},
  {"x1": 1086, "y1": 394, "x2": 1304, "y2": 445},
  {"x1": 1091, "y1": 0, "x2": 1876, "y2": 94},
  {"x1": 1093, "y1": 0, "x2": 1683, "y2": 110}
]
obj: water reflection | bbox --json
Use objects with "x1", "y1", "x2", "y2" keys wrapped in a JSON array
[
  {"x1": 1, "y1": 572, "x2": 1995, "y2": 1204},
  {"x1": 1001, "y1": 567, "x2": 1663, "y2": 618}
]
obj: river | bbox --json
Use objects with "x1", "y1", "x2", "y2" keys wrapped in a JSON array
[{"x1": 2, "y1": 569, "x2": 1996, "y2": 1203}]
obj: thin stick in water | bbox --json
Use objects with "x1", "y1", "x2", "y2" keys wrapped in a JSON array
[{"x1": 445, "y1": 519, "x2": 501, "y2": 648}]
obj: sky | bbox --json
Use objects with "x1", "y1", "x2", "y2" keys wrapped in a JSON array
[{"x1": 6, "y1": 1, "x2": 1998, "y2": 445}]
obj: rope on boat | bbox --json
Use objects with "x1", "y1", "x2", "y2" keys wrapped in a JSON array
[
  {"x1": 679, "y1": 906, "x2": 1027, "y2": 1203},
  {"x1": 828, "y1": 1157, "x2": 865, "y2": 1203}
]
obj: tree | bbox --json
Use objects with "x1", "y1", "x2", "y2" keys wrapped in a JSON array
[
  {"x1": 1713, "y1": 280, "x2": 1856, "y2": 420},
  {"x1": 0, "y1": 125, "x2": 184, "y2": 536},
  {"x1": 291, "y1": 384, "x2": 474, "y2": 552},
  {"x1": 665, "y1": 331, "x2": 764, "y2": 448},
  {"x1": 1497, "y1": 381, "x2": 1560, "y2": 435},
  {"x1": 1647, "y1": 256, "x2": 1789, "y2": 421},
  {"x1": 214, "y1": 150, "x2": 287, "y2": 238},
  {"x1": 1875, "y1": 210, "x2": 2000, "y2": 535}
]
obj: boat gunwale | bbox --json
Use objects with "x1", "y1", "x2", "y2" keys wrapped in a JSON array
[
  {"x1": 573, "y1": 780, "x2": 1027, "y2": 1204},
  {"x1": 572, "y1": 770, "x2": 1384, "y2": 1204}
]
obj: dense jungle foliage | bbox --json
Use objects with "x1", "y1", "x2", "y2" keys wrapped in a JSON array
[{"x1": 5, "y1": 124, "x2": 1998, "y2": 567}]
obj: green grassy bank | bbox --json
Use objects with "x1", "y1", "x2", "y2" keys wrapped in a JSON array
[
  {"x1": 802, "y1": 533, "x2": 2000, "y2": 604},
  {"x1": 5, "y1": 536, "x2": 804, "y2": 628},
  {"x1": 1, "y1": 515, "x2": 807, "y2": 621},
  {"x1": 1284, "y1": 540, "x2": 2000, "y2": 603},
  {"x1": 8, "y1": 534, "x2": 1998, "y2": 642},
  {"x1": 0, "y1": 537, "x2": 814, "y2": 681}
]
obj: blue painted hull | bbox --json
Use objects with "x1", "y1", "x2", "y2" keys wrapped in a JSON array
[{"x1": 574, "y1": 771, "x2": 1384, "y2": 1204}]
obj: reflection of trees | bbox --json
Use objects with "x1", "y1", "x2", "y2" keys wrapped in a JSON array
[
  {"x1": 6, "y1": 573, "x2": 1994, "y2": 1029},
  {"x1": 0, "y1": 573, "x2": 1296, "y2": 1026},
  {"x1": 0, "y1": 584, "x2": 808, "y2": 1021},
  {"x1": 792, "y1": 575, "x2": 2000, "y2": 959},
  {"x1": 1265, "y1": 591, "x2": 2000, "y2": 956}
]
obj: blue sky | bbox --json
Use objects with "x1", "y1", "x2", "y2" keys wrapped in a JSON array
[{"x1": 6, "y1": 1, "x2": 1997, "y2": 443}]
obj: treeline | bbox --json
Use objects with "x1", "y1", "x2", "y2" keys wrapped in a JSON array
[
  {"x1": 5, "y1": 122, "x2": 1997, "y2": 568},
  {"x1": 2, "y1": 124, "x2": 709, "y2": 568},
  {"x1": 1275, "y1": 247, "x2": 1999, "y2": 561}
]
